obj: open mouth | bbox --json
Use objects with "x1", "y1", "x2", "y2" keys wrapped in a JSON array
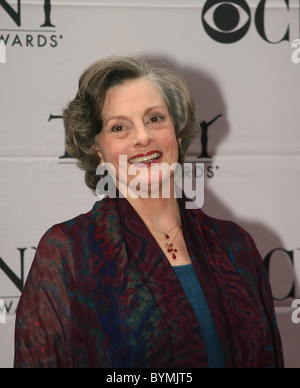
[{"x1": 128, "y1": 151, "x2": 162, "y2": 165}]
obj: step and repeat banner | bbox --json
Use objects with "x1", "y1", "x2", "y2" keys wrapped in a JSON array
[{"x1": 0, "y1": 0, "x2": 300, "y2": 368}]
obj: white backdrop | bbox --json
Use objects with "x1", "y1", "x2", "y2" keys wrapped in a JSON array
[{"x1": 1, "y1": 0, "x2": 300, "y2": 368}]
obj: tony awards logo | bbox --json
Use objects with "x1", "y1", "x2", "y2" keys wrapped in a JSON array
[
  {"x1": 198, "y1": 114, "x2": 222, "y2": 160},
  {"x1": 0, "y1": 0, "x2": 54, "y2": 27},
  {"x1": 0, "y1": 0, "x2": 63, "y2": 49}
]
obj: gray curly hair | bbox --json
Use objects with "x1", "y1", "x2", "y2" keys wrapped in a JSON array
[{"x1": 63, "y1": 55, "x2": 200, "y2": 191}]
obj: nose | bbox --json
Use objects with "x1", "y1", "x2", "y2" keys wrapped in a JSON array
[{"x1": 133, "y1": 122, "x2": 154, "y2": 147}]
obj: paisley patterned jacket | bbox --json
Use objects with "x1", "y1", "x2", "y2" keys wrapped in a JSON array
[{"x1": 14, "y1": 196, "x2": 284, "y2": 368}]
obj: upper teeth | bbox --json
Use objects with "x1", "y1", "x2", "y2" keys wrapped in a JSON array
[{"x1": 129, "y1": 152, "x2": 161, "y2": 164}]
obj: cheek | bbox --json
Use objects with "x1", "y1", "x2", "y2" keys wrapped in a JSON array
[
  {"x1": 97, "y1": 136, "x2": 123, "y2": 164},
  {"x1": 158, "y1": 128, "x2": 179, "y2": 153}
]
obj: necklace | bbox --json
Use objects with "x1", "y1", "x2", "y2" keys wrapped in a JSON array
[{"x1": 150, "y1": 221, "x2": 182, "y2": 260}]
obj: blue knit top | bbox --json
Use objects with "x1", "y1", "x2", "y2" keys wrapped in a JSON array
[{"x1": 173, "y1": 263, "x2": 225, "y2": 368}]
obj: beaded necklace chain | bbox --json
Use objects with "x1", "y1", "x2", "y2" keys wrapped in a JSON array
[{"x1": 150, "y1": 221, "x2": 182, "y2": 260}]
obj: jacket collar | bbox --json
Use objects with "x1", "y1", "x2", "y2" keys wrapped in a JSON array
[{"x1": 88, "y1": 195, "x2": 208, "y2": 367}]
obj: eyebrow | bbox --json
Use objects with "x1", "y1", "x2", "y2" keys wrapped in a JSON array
[{"x1": 103, "y1": 106, "x2": 167, "y2": 126}]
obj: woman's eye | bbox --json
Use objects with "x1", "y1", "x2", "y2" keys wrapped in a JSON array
[
  {"x1": 148, "y1": 114, "x2": 164, "y2": 124},
  {"x1": 111, "y1": 124, "x2": 126, "y2": 133}
]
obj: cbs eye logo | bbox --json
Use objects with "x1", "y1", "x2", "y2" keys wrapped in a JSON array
[
  {"x1": 202, "y1": 0, "x2": 251, "y2": 44},
  {"x1": 202, "y1": 0, "x2": 290, "y2": 44}
]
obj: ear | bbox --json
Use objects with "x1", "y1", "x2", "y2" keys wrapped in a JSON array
[
  {"x1": 177, "y1": 137, "x2": 183, "y2": 147},
  {"x1": 92, "y1": 137, "x2": 103, "y2": 162}
]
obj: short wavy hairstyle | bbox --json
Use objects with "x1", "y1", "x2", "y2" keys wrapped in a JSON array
[{"x1": 63, "y1": 55, "x2": 200, "y2": 191}]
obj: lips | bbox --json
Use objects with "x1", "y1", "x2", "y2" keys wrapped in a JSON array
[{"x1": 128, "y1": 151, "x2": 162, "y2": 165}]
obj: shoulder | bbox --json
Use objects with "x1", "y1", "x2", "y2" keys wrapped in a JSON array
[
  {"x1": 195, "y1": 209, "x2": 262, "y2": 269},
  {"x1": 37, "y1": 202, "x2": 101, "y2": 256},
  {"x1": 194, "y1": 210, "x2": 269, "y2": 291},
  {"x1": 27, "y1": 202, "x2": 102, "y2": 289},
  {"x1": 196, "y1": 209, "x2": 250, "y2": 241}
]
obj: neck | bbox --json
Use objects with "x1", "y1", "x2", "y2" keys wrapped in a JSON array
[{"x1": 126, "y1": 195, "x2": 181, "y2": 233}]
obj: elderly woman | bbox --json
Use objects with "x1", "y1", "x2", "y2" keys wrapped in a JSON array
[{"x1": 14, "y1": 56, "x2": 284, "y2": 368}]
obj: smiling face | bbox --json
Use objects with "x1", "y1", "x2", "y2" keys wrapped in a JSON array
[{"x1": 95, "y1": 77, "x2": 181, "y2": 195}]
